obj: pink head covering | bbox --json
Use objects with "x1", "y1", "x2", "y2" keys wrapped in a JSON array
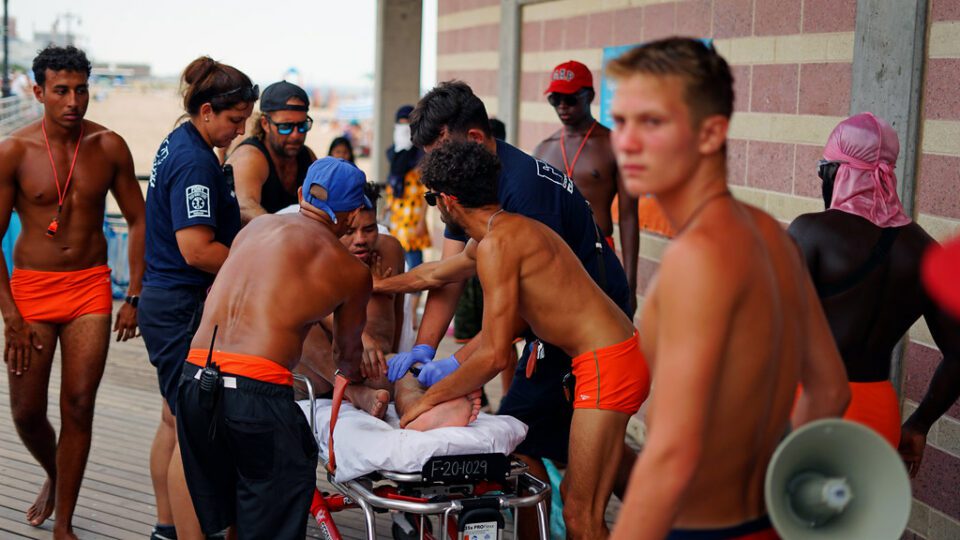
[{"x1": 822, "y1": 112, "x2": 912, "y2": 227}]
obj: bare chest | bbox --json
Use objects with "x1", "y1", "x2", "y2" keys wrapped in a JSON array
[
  {"x1": 539, "y1": 142, "x2": 616, "y2": 198},
  {"x1": 17, "y1": 145, "x2": 114, "y2": 209}
]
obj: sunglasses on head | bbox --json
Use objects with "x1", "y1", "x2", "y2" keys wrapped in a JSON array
[
  {"x1": 212, "y1": 84, "x2": 260, "y2": 103},
  {"x1": 817, "y1": 159, "x2": 844, "y2": 181},
  {"x1": 266, "y1": 115, "x2": 313, "y2": 135},
  {"x1": 547, "y1": 89, "x2": 589, "y2": 108}
]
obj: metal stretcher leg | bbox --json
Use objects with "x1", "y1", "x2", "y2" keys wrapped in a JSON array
[
  {"x1": 355, "y1": 495, "x2": 377, "y2": 540},
  {"x1": 536, "y1": 498, "x2": 549, "y2": 540}
]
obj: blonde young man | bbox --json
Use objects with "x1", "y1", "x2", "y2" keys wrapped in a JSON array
[{"x1": 606, "y1": 38, "x2": 849, "y2": 539}]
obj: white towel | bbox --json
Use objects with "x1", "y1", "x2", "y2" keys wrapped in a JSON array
[{"x1": 298, "y1": 399, "x2": 528, "y2": 482}]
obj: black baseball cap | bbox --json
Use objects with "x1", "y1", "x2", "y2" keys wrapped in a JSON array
[{"x1": 260, "y1": 81, "x2": 309, "y2": 112}]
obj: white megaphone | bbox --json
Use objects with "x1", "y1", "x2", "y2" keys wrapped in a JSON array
[{"x1": 765, "y1": 419, "x2": 911, "y2": 540}]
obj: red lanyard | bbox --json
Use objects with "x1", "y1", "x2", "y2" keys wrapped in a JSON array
[
  {"x1": 560, "y1": 120, "x2": 598, "y2": 178},
  {"x1": 41, "y1": 119, "x2": 84, "y2": 237}
]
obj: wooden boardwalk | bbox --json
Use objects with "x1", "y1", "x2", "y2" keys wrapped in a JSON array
[{"x1": 0, "y1": 306, "x2": 623, "y2": 539}]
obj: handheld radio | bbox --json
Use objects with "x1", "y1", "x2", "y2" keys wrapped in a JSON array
[{"x1": 198, "y1": 325, "x2": 221, "y2": 411}]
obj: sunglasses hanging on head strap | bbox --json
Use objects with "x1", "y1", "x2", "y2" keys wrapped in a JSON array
[{"x1": 210, "y1": 84, "x2": 260, "y2": 103}]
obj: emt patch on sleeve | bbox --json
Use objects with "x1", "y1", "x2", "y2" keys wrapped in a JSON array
[{"x1": 185, "y1": 185, "x2": 211, "y2": 219}]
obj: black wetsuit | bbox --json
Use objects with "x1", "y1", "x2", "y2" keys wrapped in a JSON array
[{"x1": 236, "y1": 137, "x2": 312, "y2": 213}]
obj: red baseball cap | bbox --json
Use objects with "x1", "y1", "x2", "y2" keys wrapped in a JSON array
[
  {"x1": 922, "y1": 236, "x2": 960, "y2": 320},
  {"x1": 544, "y1": 61, "x2": 594, "y2": 95}
]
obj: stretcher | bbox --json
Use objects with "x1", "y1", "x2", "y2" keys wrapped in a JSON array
[{"x1": 294, "y1": 374, "x2": 551, "y2": 539}]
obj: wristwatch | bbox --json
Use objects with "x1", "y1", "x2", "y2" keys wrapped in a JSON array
[{"x1": 124, "y1": 295, "x2": 139, "y2": 308}]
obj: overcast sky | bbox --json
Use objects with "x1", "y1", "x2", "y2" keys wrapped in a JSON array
[{"x1": 12, "y1": 0, "x2": 437, "y2": 91}]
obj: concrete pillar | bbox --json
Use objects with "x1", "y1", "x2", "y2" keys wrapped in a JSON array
[
  {"x1": 850, "y1": 0, "x2": 927, "y2": 218},
  {"x1": 498, "y1": 0, "x2": 521, "y2": 145},
  {"x1": 850, "y1": 0, "x2": 928, "y2": 395},
  {"x1": 373, "y1": 0, "x2": 423, "y2": 183}
]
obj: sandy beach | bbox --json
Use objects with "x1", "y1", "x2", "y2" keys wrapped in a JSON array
[{"x1": 85, "y1": 85, "x2": 371, "y2": 179}]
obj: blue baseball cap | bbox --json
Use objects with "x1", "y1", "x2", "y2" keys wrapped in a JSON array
[{"x1": 302, "y1": 157, "x2": 373, "y2": 222}]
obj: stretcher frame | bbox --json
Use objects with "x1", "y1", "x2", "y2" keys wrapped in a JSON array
[{"x1": 296, "y1": 374, "x2": 552, "y2": 540}]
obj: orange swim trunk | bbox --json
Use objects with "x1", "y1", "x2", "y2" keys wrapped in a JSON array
[
  {"x1": 571, "y1": 331, "x2": 650, "y2": 414},
  {"x1": 845, "y1": 380, "x2": 901, "y2": 447},
  {"x1": 794, "y1": 380, "x2": 900, "y2": 448},
  {"x1": 11, "y1": 265, "x2": 112, "y2": 324},
  {"x1": 605, "y1": 235, "x2": 615, "y2": 250},
  {"x1": 186, "y1": 349, "x2": 294, "y2": 386}
]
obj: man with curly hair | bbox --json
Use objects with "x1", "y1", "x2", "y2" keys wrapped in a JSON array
[
  {"x1": 0, "y1": 45, "x2": 145, "y2": 538},
  {"x1": 391, "y1": 140, "x2": 649, "y2": 538},
  {"x1": 375, "y1": 80, "x2": 636, "y2": 537}
]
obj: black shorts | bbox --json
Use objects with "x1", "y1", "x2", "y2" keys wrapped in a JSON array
[
  {"x1": 177, "y1": 363, "x2": 318, "y2": 538},
  {"x1": 498, "y1": 340, "x2": 573, "y2": 464},
  {"x1": 139, "y1": 285, "x2": 206, "y2": 415}
]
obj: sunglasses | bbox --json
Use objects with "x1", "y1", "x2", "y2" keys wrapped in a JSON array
[
  {"x1": 266, "y1": 115, "x2": 313, "y2": 135},
  {"x1": 547, "y1": 89, "x2": 590, "y2": 108},
  {"x1": 424, "y1": 191, "x2": 458, "y2": 206},
  {"x1": 212, "y1": 84, "x2": 260, "y2": 103},
  {"x1": 817, "y1": 159, "x2": 844, "y2": 181}
]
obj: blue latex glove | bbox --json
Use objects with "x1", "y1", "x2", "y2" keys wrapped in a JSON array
[
  {"x1": 386, "y1": 344, "x2": 436, "y2": 382},
  {"x1": 417, "y1": 354, "x2": 460, "y2": 387}
]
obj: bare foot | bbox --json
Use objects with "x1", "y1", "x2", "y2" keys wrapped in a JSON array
[
  {"x1": 407, "y1": 393, "x2": 481, "y2": 431},
  {"x1": 26, "y1": 478, "x2": 55, "y2": 527},
  {"x1": 466, "y1": 390, "x2": 482, "y2": 424},
  {"x1": 53, "y1": 525, "x2": 78, "y2": 540},
  {"x1": 345, "y1": 385, "x2": 390, "y2": 419}
]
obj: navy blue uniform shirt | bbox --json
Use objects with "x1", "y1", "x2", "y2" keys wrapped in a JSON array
[
  {"x1": 144, "y1": 122, "x2": 241, "y2": 289},
  {"x1": 445, "y1": 139, "x2": 632, "y2": 316}
]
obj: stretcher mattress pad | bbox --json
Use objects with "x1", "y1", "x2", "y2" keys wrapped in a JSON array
[{"x1": 297, "y1": 399, "x2": 528, "y2": 482}]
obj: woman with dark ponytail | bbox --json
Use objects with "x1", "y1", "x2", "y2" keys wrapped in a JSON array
[{"x1": 139, "y1": 56, "x2": 257, "y2": 540}]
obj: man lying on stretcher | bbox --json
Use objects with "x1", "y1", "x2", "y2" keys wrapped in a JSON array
[{"x1": 295, "y1": 182, "x2": 482, "y2": 430}]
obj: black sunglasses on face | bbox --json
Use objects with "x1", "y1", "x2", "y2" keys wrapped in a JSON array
[
  {"x1": 266, "y1": 115, "x2": 313, "y2": 135},
  {"x1": 817, "y1": 159, "x2": 844, "y2": 181},
  {"x1": 424, "y1": 191, "x2": 440, "y2": 206},
  {"x1": 547, "y1": 89, "x2": 589, "y2": 108}
]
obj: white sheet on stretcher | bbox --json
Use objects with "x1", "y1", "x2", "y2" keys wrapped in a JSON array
[{"x1": 297, "y1": 399, "x2": 528, "y2": 482}]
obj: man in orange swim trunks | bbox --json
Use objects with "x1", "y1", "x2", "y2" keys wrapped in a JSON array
[
  {"x1": 389, "y1": 141, "x2": 649, "y2": 539},
  {"x1": 788, "y1": 113, "x2": 960, "y2": 475},
  {"x1": 788, "y1": 113, "x2": 960, "y2": 459},
  {"x1": 0, "y1": 46, "x2": 144, "y2": 539},
  {"x1": 606, "y1": 39, "x2": 849, "y2": 540}
]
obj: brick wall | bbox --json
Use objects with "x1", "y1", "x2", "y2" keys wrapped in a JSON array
[
  {"x1": 435, "y1": 1, "x2": 959, "y2": 536},
  {"x1": 901, "y1": 1, "x2": 960, "y2": 538},
  {"x1": 436, "y1": 0, "x2": 502, "y2": 117}
]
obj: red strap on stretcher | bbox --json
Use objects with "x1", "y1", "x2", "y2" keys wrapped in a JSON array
[
  {"x1": 525, "y1": 340, "x2": 540, "y2": 379},
  {"x1": 327, "y1": 373, "x2": 350, "y2": 474}
]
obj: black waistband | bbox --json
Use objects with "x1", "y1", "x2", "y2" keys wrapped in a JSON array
[
  {"x1": 667, "y1": 515, "x2": 773, "y2": 539},
  {"x1": 181, "y1": 362, "x2": 294, "y2": 400}
]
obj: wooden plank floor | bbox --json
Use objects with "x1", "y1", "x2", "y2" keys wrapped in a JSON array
[{"x1": 0, "y1": 304, "x2": 624, "y2": 539}]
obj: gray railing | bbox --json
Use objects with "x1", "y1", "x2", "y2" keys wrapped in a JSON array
[{"x1": 0, "y1": 95, "x2": 41, "y2": 136}]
